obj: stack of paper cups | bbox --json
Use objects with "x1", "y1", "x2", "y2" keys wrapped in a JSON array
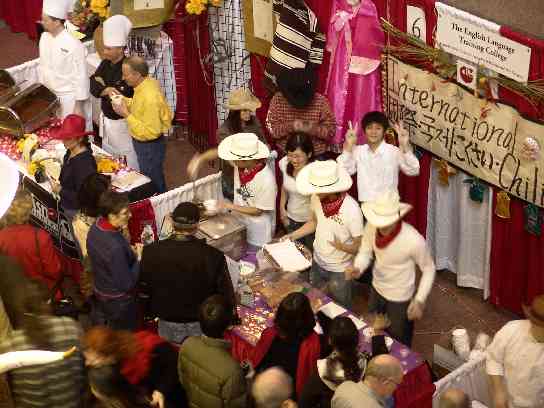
[{"x1": 452, "y1": 328, "x2": 471, "y2": 360}]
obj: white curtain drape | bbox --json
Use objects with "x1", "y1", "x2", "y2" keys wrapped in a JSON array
[{"x1": 426, "y1": 165, "x2": 493, "y2": 298}]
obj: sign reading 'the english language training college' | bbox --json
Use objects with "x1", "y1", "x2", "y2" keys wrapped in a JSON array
[
  {"x1": 383, "y1": 55, "x2": 544, "y2": 208},
  {"x1": 435, "y1": 2, "x2": 531, "y2": 83}
]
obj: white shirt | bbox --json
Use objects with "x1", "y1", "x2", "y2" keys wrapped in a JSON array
[
  {"x1": 337, "y1": 141, "x2": 420, "y2": 202},
  {"x1": 486, "y1": 320, "x2": 544, "y2": 408},
  {"x1": 38, "y1": 29, "x2": 90, "y2": 100},
  {"x1": 313, "y1": 194, "x2": 364, "y2": 273},
  {"x1": 279, "y1": 156, "x2": 311, "y2": 223},
  {"x1": 234, "y1": 165, "x2": 277, "y2": 247},
  {"x1": 353, "y1": 222, "x2": 435, "y2": 303}
]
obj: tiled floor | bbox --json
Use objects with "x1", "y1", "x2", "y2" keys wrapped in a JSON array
[{"x1": 0, "y1": 20, "x2": 520, "y2": 370}]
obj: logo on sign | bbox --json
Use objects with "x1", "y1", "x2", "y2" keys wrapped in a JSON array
[{"x1": 456, "y1": 60, "x2": 477, "y2": 90}]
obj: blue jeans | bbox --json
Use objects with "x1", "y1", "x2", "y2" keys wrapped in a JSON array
[
  {"x1": 132, "y1": 136, "x2": 167, "y2": 193},
  {"x1": 310, "y1": 260, "x2": 352, "y2": 308},
  {"x1": 91, "y1": 295, "x2": 139, "y2": 331},
  {"x1": 368, "y1": 286, "x2": 414, "y2": 347}
]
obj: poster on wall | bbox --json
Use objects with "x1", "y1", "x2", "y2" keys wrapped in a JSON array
[
  {"x1": 435, "y1": 2, "x2": 531, "y2": 83},
  {"x1": 23, "y1": 177, "x2": 79, "y2": 259},
  {"x1": 383, "y1": 55, "x2": 544, "y2": 208},
  {"x1": 243, "y1": 0, "x2": 275, "y2": 57}
]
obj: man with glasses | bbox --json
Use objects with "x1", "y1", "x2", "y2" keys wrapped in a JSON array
[{"x1": 332, "y1": 355, "x2": 403, "y2": 408}]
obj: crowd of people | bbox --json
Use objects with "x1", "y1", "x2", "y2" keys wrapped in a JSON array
[{"x1": 0, "y1": 0, "x2": 542, "y2": 407}]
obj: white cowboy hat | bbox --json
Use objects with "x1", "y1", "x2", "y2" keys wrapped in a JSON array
[
  {"x1": 218, "y1": 133, "x2": 270, "y2": 161},
  {"x1": 361, "y1": 190, "x2": 412, "y2": 228},
  {"x1": 0, "y1": 152, "x2": 19, "y2": 219},
  {"x1": 296, "y1": 160, "x2": 352, "y2": 196},
  {"x1": 226, "y1": 88, "x2": 261, "y2": 112}
]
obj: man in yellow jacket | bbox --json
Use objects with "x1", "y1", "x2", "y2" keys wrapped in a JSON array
[{"x1": 113, "y1": 56, "x2": 173, "y2": 193}]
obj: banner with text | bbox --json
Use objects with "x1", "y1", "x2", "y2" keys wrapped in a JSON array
[
  {"x1": 384, "y1": 55, "x2": 544, "y2": 207},
  {"x1": 435, "y1": 2, "x2": 531, "y2": 83}
]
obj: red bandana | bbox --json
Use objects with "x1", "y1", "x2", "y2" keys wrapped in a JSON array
[
  {"x1": 238, "y1": 161, "x2": 266, "y2": 185},
  {"x1": 120, "y1": 331, "x2": 167, "y2": 385},
  {"x1": 375, "y1": 221, "x2": 402, "y2": 249},
  {"x1": 320, "y1": 193, "x2": 347, "y2": 218},
  {"x1": 97, "y1": 217, "x2": 118, "y2": 231}
]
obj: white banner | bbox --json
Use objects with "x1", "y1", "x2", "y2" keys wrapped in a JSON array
[
  {"x1": 384, "y1": 55, "x2": 544, "y2": 208},
  {"x1": 435, "y1": 2, "x2": 531, "y2": 83}
]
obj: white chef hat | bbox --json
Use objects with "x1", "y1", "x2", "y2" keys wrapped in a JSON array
[
  {"x1": 0, "y1": 153, "x2": 19, "y2": 219},
  {"x1": 103, "y1": 15, "x2": 133, "y2": 47},
  {"x1": 42, "y1": 0, "x2": 72, "y2": 20}
]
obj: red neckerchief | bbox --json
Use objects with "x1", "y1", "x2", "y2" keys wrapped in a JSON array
[
  {"x1": 375, "y1": 221, "x2": 403, "y2": 249},
  {"x1": 120, "y1": 331, "x2": 167, "y2": 385},
  {"x1": 97, "y1": 217, "x2": 118, "y2": 232},
  {"x1": 238, "y1": 161, "x2": 266, "y2": 186},
  {"x1": 320, "y1": 193, "x2": 347, "y2": 218}
]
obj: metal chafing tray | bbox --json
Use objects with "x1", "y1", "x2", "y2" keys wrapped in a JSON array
[
  {"x1": 0, "y1": 70, "x2": 18, "y2": 105},
  {"x1": 196, "y1": 213, "x2": 247, "y2": 261},
  {"x1": 0, "y1": 83, "x2": 59, "y2": 139}
]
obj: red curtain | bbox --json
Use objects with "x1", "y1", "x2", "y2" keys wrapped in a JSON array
[
  {"x1": 488, "y1": 27, "x2": 544, "y2": 314},
  {"x1": 0, "y1": 0, "x2": 42, "y2": 39}
]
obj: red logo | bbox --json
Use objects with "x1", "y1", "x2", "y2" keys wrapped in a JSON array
[
  {"x1": 460, "y1": 66, "x2": 474, "y2": 84},
  {"x1": 48, "y1": 208, "x2": 58, "y2": 222}
]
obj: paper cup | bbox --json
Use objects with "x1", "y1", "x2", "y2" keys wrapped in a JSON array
[{"x1": 111, "y1": 94, "x2": 124, "y2": 106}]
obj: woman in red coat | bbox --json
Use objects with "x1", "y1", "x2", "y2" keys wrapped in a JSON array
[{"x1": 0, "y1": 189, "x2": 62, "y2": 294}]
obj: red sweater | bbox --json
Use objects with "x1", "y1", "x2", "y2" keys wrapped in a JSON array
[
  {"x1": 0, "y1": 225, "x2": 62, "y2": 291},
  {"x1": 251, "y1": 326, "x2": 321, "y2": 397}
]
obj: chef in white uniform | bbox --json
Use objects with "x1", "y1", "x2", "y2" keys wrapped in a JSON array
[
  {"x1": 39, "y1": 0, "x2": 92, "y2": 131},
  {"x1": 90, "y1": 15, "x2": 139, "y2": 170}
]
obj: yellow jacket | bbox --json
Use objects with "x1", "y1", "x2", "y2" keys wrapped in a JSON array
[{"x1": 125, "y1": 77, "x2": 173, "y2": 141}]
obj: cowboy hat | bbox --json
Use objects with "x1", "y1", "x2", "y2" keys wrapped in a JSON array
[
  {"x1": 361, "y1": 190, "x2": 412, "y2": 228},
  {"x1": 523, "y1": 294, "x2": 544, "y2": 327},
  {"x1": 296, "y1": 161, "x2": 352, "y2": 196},
  {"x1": 218, "y1": 133, "x2": 270, "y2": 161},
  {"x1": 0, "y1": 153, "x2": 19, "y2": 219},
  {"x1": 50, "y1": 114, "x2": 94, "y2": 140},
  {"x1": 226, "y1": 88, "x2": 261, "y2": 112},
  {"x1": 277, "y1": 68, "x2": 316, "y2": 109}
]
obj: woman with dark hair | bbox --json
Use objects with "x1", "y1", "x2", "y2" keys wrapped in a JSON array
[
  {"x1": 87, "y1": 191, "x2": 141, "y2": 330},
  {"x1": 251, "y1": 292, "x2": 327, "y2": 398},
  {"x1": 218, "y1": 88, "x2": 265, "y2": 200},
  {"x1": 279, "y1": 132, "x2": 315, "y2": 251},
  {"x1": 48, "y1": 114, "x2": 97, "y2": 221},
  {"x1": 0, "y1": 277, "x2": 85, "y2": 407},
  {"x1": 298, "y1": 315, "x2": 390, "y2": 408},
  {"x1": 72, "y1": 173, "x2": 111, "y2": 299},
  {"x1": 82, "y1": 326, "x2": 186, "y2": 408}
]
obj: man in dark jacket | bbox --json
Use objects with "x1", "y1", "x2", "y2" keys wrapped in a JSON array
[{"x1": 140, "y1": 202, "x2": 236, "y2": 343}]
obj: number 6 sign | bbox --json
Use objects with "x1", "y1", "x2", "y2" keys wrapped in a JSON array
[{"x1": 407, "y1": 6, "x2": 427, "y2": 43}]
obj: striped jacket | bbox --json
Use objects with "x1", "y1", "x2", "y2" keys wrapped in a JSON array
[
  {"x1": 264, "y1": 0, "x2": 326, "y2": 91},
  {"x1": 0, "y1": 316, "x2": 85, "y2": 407}
]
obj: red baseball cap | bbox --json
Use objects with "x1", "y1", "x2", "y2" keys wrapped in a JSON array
[{"x1": 50, "y1": 114, "x2": 94, "y2": 140}]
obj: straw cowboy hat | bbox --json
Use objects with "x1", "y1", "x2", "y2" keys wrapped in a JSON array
[
  {"x1": 50, "y1": 115, "x2": 94, "y2": 140},
  {"x1": 523, "y1": 294, "x2": 544, "y2": 327},
  {"x1": 0, "y1": 152, "x2": 19, "y2": 219},
  {"x1": 296, "y1": 161, "x2": 352, "y2": 196},
  {"x1": 226, "y1": 88, "x2": 262, "y2": 112},
  {"x1": 361, "y1": 190, "x2": 412, "y2": 228},
  {"x1": 218, "y1": 133, "x2": 270, "y2": 161}
]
